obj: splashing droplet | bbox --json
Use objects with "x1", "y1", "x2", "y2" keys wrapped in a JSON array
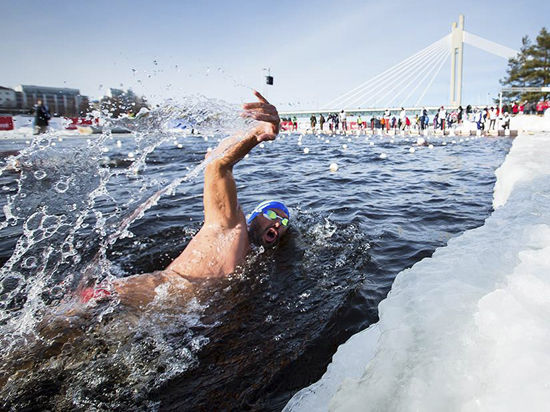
[{"x1": 34, "y1": 170, "x2": 47, "y2": 180}]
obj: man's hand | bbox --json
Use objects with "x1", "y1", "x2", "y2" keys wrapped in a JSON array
[{"x1": 241, "y1": 90, "x2": 280, "y2": 142}]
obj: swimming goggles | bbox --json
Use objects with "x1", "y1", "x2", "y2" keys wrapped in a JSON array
[{"x1": 263, "y1": 209, "x2": 289, "y2": 227}]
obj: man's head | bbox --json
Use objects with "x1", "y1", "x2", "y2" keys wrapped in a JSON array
[
  {"x1": 247, "y1": 200, "x2": 290, "y2": 248},
  {"x1": 37, "y1": 99, "x2": 42, "y2": 105}
]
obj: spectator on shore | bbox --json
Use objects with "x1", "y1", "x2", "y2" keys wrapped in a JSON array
[
  {"x1": 356, "y1": 114, "x2": 363, "y2": 130},
  {"x1": 502, "y1": 112, "x2": 511, "y2": 130},
  {"x1": 384, "y1": 109, "x2": 391, "y2": 132},
  {"x1": 489, "y1": 107, "x2": 497, "y2": 130},
  {"x1": 333, "y1": 112, "x2": 340, "y2": 131},
  {"x1": 399, "y1": 107, "x2": 406, "y2": 130},
  {"x1": 291, "y1": 116, "x2": 298, "y2": 131},
  {"x1": 310, "y1": 114, "x2": 317, "y2": 131},
  {"x1": 438, "y1": 106, "x2": 446, "y2": 130},
  {"x1": 319, "y1": 114, "x2": 325, "y2": 131},
  {"x1": 420, "y1": 107, "x2": 428, "y2": 130},
  {"x1": 512, "y1": 102, "x2": 519, "y2": 115},
  {"x1": 475, "y1": 108, "x2": 484, "y2": 130},
  {"x1": 34, "y1": 99, "x2": 51, "y2": 135},
  {"x1": 339, "y1": 110, "x2": 347, "y2": 132}
]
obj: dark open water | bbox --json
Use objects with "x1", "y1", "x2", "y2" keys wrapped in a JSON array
[{"x1": 0, "y1": 129, "x2": 511, "y2": 411}]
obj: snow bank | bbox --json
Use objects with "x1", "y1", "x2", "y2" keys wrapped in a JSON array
[{"x1": 285, "y1": 131, "x2": 550, "y2": 412}]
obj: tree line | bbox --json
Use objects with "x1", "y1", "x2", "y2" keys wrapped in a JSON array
[{"x1": 501, "y1": 27, "x2": 550, "y2": 102}]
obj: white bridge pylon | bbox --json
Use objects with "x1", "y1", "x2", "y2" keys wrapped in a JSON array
[{"x1": 324, "y1": 15, "x2": 518, "y2": 110}]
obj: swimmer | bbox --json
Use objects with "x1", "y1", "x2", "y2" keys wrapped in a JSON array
[{"x1": 81, "y1": 91, "x2": 289, "y2": 307}]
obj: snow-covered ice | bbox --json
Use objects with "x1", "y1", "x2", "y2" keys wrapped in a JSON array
[{"x1": 285, "y1": 130, "x2": 550, "y2": 412}]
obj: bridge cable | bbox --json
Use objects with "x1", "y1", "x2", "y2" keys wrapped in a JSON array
[
  {"x1": 348, "y1": 38, "x2": 449, "y2": 108},
  {"x1": 336, "y1": 37, "x2": 449, "y2": 109},
  {"x1": 397, "y1": 46, "x2": 451, "y2": 107},
  {"x1": 332, "y1": 36, "x2": 448, "y2": 109},
  {"x1": 415, "y1": 46, "x2": 450, "y2": 106},
  {"x1": 392, "y1": 46, "x2": 451, "y2": 107},
  {"x1": 323, "y1": 34, "x2": 450, "y2": 109}
]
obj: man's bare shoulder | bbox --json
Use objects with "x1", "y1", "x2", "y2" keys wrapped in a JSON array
[{"x1": 166, "y1": 220, "x2": 250, "y2": 279}]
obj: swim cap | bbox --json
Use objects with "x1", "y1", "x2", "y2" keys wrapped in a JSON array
[{"x1": 246, "y1": 200, "x2": 290, "y2": 225}]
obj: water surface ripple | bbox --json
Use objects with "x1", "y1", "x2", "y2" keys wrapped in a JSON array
[{"x1": 0, "y1": 131, "x2": 511, "y2": 411}]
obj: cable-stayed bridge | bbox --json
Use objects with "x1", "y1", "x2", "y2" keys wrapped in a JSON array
[{"x1": 281, "y1": 15, "x2": 518, "y2": 117}]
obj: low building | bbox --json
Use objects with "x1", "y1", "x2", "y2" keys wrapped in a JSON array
[
  {"x1": 0, "y1": 86, "x2": 17, "y2": 109},
  {"x1": 13, "y1": 84, "x2": 86, "y2": 117}
]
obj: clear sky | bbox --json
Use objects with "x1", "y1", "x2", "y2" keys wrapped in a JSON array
[{"x1": 1, "y1": 0, "x2": 548, "y2": 110}]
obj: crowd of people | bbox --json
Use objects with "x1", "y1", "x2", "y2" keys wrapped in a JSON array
[{"x1": 281, "y1": 98, "x2": 549, "y2": 133}]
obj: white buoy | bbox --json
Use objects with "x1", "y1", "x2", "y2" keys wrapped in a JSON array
[
  {"x1": 245, "y1": 154, "x2": 249, "y2": 158},
  {"x1": 390, "y1": 139, "x2": 395, "y2": 143},
  {"x1": 329, "y1": 162, "x2": 339, "y2": 172},
  {"x1": 409, "y1": 147, "x2": 415, "y2": 153},
  {"x1": 58, "y1": 137, "x2": 63, "y2": 142},
  {"x1": 207, "y1": 147, "x2": 212, "y2": 152},
  {"x1": 304, "y1": 147, "x2": 310, "y2": 154},
  {"x1": 452, "y1": 140, "x2": 457, "y2": 144},
  {"x1": 102, "y1": 147, "x2": 109, "y2": 153},
  {"x1": 369, "y1": 142, "x2": 374, "y2": 146},
  {"x1": 416, "y1": 137, "x2": 426, "y2": 146},
  {"x1": 379, "y1": 153, "x2": 387, "y2": 159},
  {"x1": 178, "y1": 144, "x2": 183, "y2": 148},
  {"x1": 428, "y1": 144, "x2": 434, "y2": 149},
  {"x1": 443, "y1": 142, "x2": 447, "y2": 146},
  {"x1": 128, "y1": 152, "x2": 135, "y2": 158},
  {"x1": 259, "y1": 143, "x2": 265, "y2": 148},
  {"x1": 116, "y1": 140, "x2": 122, "y2": 148},
  {"x1": 342, "y1": 144, "x2": 347, "y2": 149},
  {"x1": 298, "y1": 141, "x2": 302, "y2": 146}
]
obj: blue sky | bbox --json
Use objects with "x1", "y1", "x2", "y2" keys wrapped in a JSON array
[{"x1": 1, "y1": 0, "x2": 548, "y2": 110}]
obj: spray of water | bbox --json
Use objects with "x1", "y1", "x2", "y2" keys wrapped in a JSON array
[{"x1": 0, "y1": 95, "x2": 252, "y2": 357}]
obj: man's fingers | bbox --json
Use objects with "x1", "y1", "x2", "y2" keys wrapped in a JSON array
[
  {"x1": 244, "y1": 113, "x2": 279, "y2": 123},
  {"x1": 242, "y1": 102, "x2": 277, "y2": 112},
  {"x1": 253, "y1": 90, "x2": 269, "y2": 104}
]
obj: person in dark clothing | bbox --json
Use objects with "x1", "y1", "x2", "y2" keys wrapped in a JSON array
[
  {"x1": 34, "y1": 99, "x2": 51, "y2": 135},
  {"x1": 319, "y1": 114, "x2": 325, "y2": 131},
  {"x1": 333, "y1": 113, "x2": 340, "y2": 131},
  {"x1": 310, "y1": 114, "x2": 317, "y2": 131}
]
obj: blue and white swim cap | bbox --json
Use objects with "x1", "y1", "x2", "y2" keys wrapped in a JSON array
[{"x1": 246, "y1": 200, "x2": 290, "y2": 225}]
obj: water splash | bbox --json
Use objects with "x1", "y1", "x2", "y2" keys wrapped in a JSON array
[{"x1": 0, "y1": 95, "x2": 250, "y2": 354}]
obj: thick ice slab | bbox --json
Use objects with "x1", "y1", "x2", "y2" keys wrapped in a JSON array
[{"x1": 285, "y1": 131, "x2": 550, "y2": 412}]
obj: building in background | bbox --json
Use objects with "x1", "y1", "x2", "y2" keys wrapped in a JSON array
[
  {"x1": 0, "y1": 86, "x2": 17, "y2": 110},
  {"x1": 12, "y1": 85, "x2": 88, "y2": 117}
]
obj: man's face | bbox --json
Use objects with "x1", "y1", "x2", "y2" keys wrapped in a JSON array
[{"x1": 248, "y1": 208, "x2": 289, "y2": 248}]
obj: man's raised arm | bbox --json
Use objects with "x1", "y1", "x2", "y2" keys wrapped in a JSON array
[{"x1": 203, "y1": 91, "x2": 280, "y2": 228}]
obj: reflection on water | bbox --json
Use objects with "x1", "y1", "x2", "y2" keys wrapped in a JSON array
[{"x1": 0, "y1": 102, "x2": 511, "y2": 410}]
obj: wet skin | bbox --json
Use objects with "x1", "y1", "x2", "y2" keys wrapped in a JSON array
[{"x1": 105, "y1": 91, "x2": 283, "y2": 307}]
